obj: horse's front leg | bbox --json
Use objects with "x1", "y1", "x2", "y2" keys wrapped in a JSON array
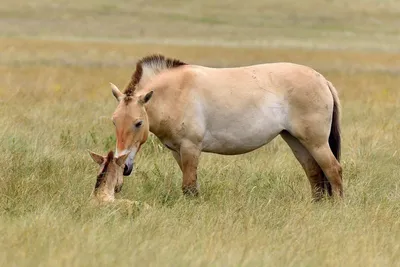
[
  {"x1": 171, "y1": 150, "x2": 183, "y2": 171},
  {"x1": 179, "y1": 140, "x2": 201, "y2": 196}
]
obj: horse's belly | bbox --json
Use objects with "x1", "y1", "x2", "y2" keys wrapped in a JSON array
[
  {"x1": 201, "y1": 118, "x2": 284, "y2": 155},
  {"x1": 193, "y1": 79, "x2": 288, "y2": 155}
]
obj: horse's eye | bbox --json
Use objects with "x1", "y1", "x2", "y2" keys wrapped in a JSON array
[{"x1": 135, "y1": 121, "x2": 143, "y2": 128}]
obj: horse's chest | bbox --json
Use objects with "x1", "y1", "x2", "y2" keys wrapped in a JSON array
[
  {"x1": 160, "y1": 137, "x2": 179, "y2": 152},
  {"x1": 164, "y1": 142, "x2": 177, "y2": 151}
]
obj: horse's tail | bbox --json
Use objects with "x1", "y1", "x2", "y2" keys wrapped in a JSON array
[
  {"x1": 319, "y1": 81, "x2": 341, "y2": 196},
  {"x1": 327, "y1": 81, "x2": 341, "y2": 162}
]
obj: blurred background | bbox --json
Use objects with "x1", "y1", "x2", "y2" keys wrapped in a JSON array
[{"x1": 1, "y1": 0, "x2": 399, "y2": 50}]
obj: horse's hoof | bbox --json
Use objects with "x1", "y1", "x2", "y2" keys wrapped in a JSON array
[{"x1": 182, "y1": 186, "x2": 199, "y2": 197}]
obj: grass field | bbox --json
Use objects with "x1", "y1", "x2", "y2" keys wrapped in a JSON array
[{"x1": 1, "y1": 1, "x2": 400, "y2": 266}]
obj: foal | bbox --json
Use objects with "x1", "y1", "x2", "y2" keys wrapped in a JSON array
[
  {"x1": 87, "y1": 150, "x2": 151, "y2": 211},
  {"x1": 88, "y1": 150, "x2": 128, "y2": 204}
]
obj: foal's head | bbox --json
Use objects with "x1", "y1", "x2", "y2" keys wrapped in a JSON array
[
  {"x1": 110, "y1": 83, "x2": 153, "y2": 176},
  {"x1": 88, "y1": 150, "x2": 129, "y2": 202}
]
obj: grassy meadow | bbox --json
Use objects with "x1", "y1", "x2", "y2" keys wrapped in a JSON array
[{"x1": 1, "y1": 1, "x2": 400, "y2": 266}]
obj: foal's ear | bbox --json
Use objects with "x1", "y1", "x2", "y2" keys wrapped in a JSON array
[
  {"x1": 87, "y1": 150, "x2": 105, "y2": 165},
  {"x1": 110, "y1": 82, "x2": 124, "y2": 102},
  {"x1": 116, "y1": 153, "x2": 130, "y2": 167},
  {"x1": 139, "y1": 91, "x2": 153, "y2": 105}
]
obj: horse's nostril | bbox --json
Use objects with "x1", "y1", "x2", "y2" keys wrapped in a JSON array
[{"x1": 123, "y1": 164, "x2": 133, "y2": 176}]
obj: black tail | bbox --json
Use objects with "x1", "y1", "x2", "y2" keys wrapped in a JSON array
[
  {"x1": 327, "y1": 81, "x2": 341, "y2": 162},
  {"x1": 323, "y1": 81, "x2": 342, "y2": 195}
]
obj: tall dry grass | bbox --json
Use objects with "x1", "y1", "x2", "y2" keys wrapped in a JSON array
[
  {"x1": 1, "y1": 1, "x2": 400, "y2": 265},
  {"x1": 0, "y1": 37, "x2": 399, "y2": 266}
]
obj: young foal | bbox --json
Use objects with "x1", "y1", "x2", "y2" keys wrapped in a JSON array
[
  {"x1": 109, "y1": 54, "x2": 343, "y2": 201},
  {"x1": 88, "y1": 150, "x2": 151, "y2": 212},
  {"x1": 88, "y1": 150, "x2": 129, "y2": 204}
]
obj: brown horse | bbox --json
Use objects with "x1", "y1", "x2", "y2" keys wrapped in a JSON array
[{"x1": 110, "y1": 54, "x2": 343, "y2": 201}]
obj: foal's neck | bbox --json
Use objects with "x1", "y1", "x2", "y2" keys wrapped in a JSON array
[{"x1": 92, "y1": 179, "x2": 115, "y2": 203}]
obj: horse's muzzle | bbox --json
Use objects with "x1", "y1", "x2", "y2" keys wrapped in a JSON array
[
  {"x1": 123, "y1": 163, "x2": 133, "y2": 176},
  {"x1": 120, "y1": 148, "x2": 136, "y2": 176}
]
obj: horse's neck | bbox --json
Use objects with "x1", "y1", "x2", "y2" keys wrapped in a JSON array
[
  {"x1": 142, "y1": 81, "x2": 173, "y2": 137},
  {"x1": 138, "y1": 65, "x2": 164, "y2": 89},
  {"x1": 145, "y1": 92, "x2": 172, "y2": 138},
  {"x1": 140, "y1": 66, "x2": 189, "y2": 139}
]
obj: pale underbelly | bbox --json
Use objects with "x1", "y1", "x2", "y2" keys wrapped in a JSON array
[{"x1": 201, "y1": 124, "x2": 283, "y2": 155}]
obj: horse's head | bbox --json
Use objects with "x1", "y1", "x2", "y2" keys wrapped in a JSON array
[
  {"x1": 88, "y1": 150, "x2": 129, "y2": 196},
  {"x1": 110, "y1": 83, "x2": 153, "y2": 176}
]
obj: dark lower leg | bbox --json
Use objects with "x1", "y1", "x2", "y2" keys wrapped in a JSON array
[
  {"x1": 308, "y1": 144, "x2": 343, "y2": 199},
  {"x1": 180, "y1": 141, "x2": 201, "y2": 196}
]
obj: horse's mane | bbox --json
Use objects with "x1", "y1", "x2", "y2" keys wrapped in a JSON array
[
  {"x1": 124, "y1": 54, "x2": 187, "y2": 96},
  {"x1": 95, "y1": 151, "x2": 114, "y2": 188}
]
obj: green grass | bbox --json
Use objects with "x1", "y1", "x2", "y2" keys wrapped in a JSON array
[{"x1": 1, "y1": 1, "x2": 400, "y2": 266}]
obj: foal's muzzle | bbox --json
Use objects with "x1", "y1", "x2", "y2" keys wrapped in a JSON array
[{"x1": 115, "y1": 184, "x2": 123, "y2": 193}]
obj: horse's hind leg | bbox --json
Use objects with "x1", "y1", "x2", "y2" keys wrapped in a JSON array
[
  {"x1": 303, "y1": 142, "x2": 343, "y2": 198},
  {"x1": 281, "y1": 131, "x2": 331, "y2": 201}
]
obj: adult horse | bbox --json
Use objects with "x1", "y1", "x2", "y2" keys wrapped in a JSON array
[{"x1": 110, "y1": 54, "x2": 342, "y2": 201}]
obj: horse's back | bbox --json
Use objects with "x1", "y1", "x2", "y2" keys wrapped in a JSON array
[
  {"x1": 190, "y1": 62, "x2": 327, "y2": 94},
  {"x1": 188, "y1": 62, "x2": 330, "y2": 119}
]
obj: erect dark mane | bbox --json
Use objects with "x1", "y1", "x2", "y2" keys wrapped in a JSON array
[
  {"x1": 95, "y1": 151, "x2": 114, "y2": 188},
  {"x1": 124, "y1": 54, "x2": 187, "y2": 96}
]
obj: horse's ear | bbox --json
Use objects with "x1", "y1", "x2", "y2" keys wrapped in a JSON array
[
  {"x1": 116, "y1": 153, "x2": 130, "y2": 167},
  {"x1": 110, "y1": 82, "x2": 124, "y2": 101},
  {"x1": 87, "y1": 150, "x2": 105, "y2": 165},
  {"x1": 139, "y1": 91, "x2": 153, "y2": 105}
]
